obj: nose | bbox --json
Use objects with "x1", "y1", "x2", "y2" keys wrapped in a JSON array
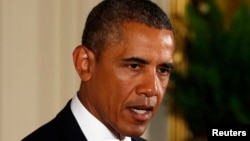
[{"x1": 136, "y1": 71, "x2": 159, "y2": 97}]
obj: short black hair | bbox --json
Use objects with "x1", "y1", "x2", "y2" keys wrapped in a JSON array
[{"x1": 82, "y1": 0, "x2": 174, "y2": 59}]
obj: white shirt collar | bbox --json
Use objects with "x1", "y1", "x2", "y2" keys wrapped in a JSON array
[{"x1": 70, "y1": 94, "x2": 132, "y2": 141}]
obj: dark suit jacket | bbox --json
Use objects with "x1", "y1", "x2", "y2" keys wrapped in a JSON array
[{"x1": 22, "y1": 100, "x2": 146, "y2": 141}]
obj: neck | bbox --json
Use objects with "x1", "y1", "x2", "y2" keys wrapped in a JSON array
[{"x1": 77, "y1": 89, "x2": 126, "y2": 140}]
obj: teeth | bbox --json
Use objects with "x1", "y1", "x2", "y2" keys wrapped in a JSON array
[{"x1": 132, "y1": 108, "x2": 147, "y2": 114}]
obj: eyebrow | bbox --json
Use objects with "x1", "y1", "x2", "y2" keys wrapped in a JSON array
[
  {"x1": 121, "y1": 57, "x2": 175, "y2": 69},
  {"x1": 121, "y1": 57, "x2": 150, "y2": 64}
]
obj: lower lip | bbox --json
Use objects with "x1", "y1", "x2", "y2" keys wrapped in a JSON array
[{"x1": 129, "y1": 108, "x2": 152, "y2": 122}]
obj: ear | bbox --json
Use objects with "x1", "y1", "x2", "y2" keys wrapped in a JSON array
[{"x1": 72, "y1": 45, "x2": 94, "y2": 81}]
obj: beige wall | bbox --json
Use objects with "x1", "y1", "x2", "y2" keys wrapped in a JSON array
[{"x1": 0, "y1": 0, "x2": 170, "y2": 141}]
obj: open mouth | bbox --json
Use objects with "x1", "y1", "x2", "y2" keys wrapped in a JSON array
[
  {"x1": 130, "y1": 106, "x2": 153, "y2": 114},
  {"x1": 128, "y1": 106, "x2": 154, "y2": 121},
  {"x1": 131, "y1": 108, "x2": 148, "y2": 114}
]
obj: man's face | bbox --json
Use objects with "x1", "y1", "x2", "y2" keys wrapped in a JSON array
[{"x1": 87, "y1": 22, "x2": 175, "y2": 137}]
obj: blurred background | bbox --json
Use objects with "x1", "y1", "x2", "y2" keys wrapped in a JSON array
[{"x1": 0, "y1": 0, "x2": 249, "y2": 141}]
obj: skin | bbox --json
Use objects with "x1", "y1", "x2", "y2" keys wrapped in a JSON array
[{"x1": 73, "y1": 22, "x2": 175, "y2": 139}]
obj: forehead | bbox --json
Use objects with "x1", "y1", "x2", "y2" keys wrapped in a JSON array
[
  {"x1": 122, "y1": 23, "x2": 174, "y2": 57},
  {"x1": 101, "y1": 22, "x2": 175, "y2": 63}
]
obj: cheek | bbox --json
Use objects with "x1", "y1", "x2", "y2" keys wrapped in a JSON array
[
  {"x1": 155, "y1": 79, "x2": 168, "y2": 109},
  {"x1": 102, "y1": 73, "x2": 134, "y2": 107},
  {"x1": 157, "y1": 93, "x2": 164, "y2": 105},
  {"x1": 114, "y1": 69, "x2": 138, "y2": 95},
  {"x1": 111, "y1": 79, "x2": 135, "y2": 103}
]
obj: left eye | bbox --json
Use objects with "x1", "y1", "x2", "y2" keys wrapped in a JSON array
[{"x1": 158, "y1": 67, "x2": 170, "y2": 75}]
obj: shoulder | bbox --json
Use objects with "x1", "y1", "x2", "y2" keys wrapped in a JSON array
[
  {"x1": 21, "y1": 100, "x2": 86, "y2": 141},
  {"x1": 21, "y1": 119, "x2": 60, "y2": 141}
]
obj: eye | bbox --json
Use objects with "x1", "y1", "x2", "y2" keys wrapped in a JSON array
[
  {"x1": 157, "y1": 67, "x2": 171, "y2": 75},
  {"x1": 129, "y1": 64, "x2": 141, "y2": 71}
]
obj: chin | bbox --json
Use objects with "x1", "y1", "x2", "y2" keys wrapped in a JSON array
[{"x1": 121, "y1": 126, "x2": 147, "y2": 137}]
